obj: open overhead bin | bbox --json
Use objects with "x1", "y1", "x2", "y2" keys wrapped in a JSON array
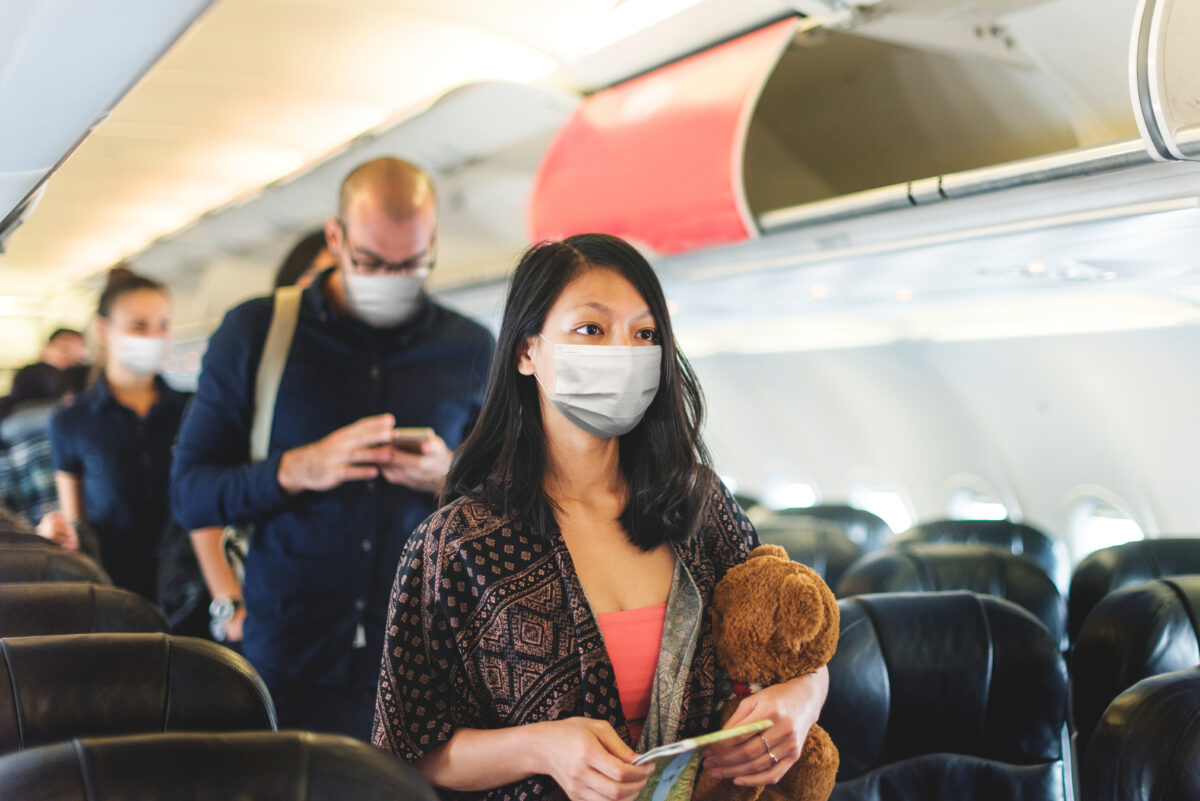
[
  {"x1": 530, "y1": 0, "x2": 1146, "y2": 254},
  {"x1": 1132, "y1": 0, "x2": 1200, "y2": 161}
]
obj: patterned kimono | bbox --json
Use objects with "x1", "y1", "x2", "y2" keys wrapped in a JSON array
[{"x1": 373, "y1": 478, "x2": 758, "y2": 801}]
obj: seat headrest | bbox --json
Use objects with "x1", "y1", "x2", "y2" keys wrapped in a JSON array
[
  {"x1": 755, "y1": 517, "x2": 862, "y2": 587},
  {"x1": 836, "y1": 543, "x2": 1066, "y2": 646},
  {"x1": 821, "y1": 592, "x2": 1066, "y2": 781},
  {"x1": 1082, "y1": 667, "x2": 1200, "y2": 801},
  {"x1": 0, "y1": 634, "x2": 276, "y2": 755},
  {"x1": 1068, "y1": 538, "x2": 1200, "y2": 640},
  {"x1": 0, "y1": 731, "x2": 438, "y2": 801},
  {"x1": 0, "y1": 583, "x2": 167, "y2": 637},
  {"x1": 776, "y1": 505, "x2": 892, "y2": 552},
  {"x1": 0, "y1": 508, "x2": 33, "y2": 536},
  {"x1": 0, "y1": 547, "x2": 111, "y2": 585},
  {"x1": 1071, "y1": 576, "x2": 1200, "y2": 761},
  {"x1": 897, "y1": 519, "x2": 1064, "y2": 589},
  {"x1": 0, "y1": 531, "x2": 47, "y2": 547}
]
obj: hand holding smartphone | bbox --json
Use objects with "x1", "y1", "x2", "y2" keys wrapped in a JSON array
[{"x1": 391, "y1": 426, "x2": 435, "y2": 453}]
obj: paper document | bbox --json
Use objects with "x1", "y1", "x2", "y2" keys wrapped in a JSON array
[{"x1": 632, "y1": 720, "x2": 773, "y2": 801}]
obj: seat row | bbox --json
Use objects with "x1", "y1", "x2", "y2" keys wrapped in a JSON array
[
  {"x1": 755, "y1": 512, "x2": 1200, "y2": 801},
  {"x1": 0, "y1": 526, "x2": 436, "y2": 800}
]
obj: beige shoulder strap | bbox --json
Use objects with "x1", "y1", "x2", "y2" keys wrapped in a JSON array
[{"x1": 250, "y1": 285, "x2": 303, "y2": 462}]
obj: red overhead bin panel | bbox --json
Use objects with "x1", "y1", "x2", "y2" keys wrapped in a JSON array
[{"x1": 529, "y1": 18, "x2": 798, "y2": 255}]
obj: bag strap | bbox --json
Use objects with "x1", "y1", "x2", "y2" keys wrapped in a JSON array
[{"x1": 250, "y1": 285, "x2": 303, "y2": 463}]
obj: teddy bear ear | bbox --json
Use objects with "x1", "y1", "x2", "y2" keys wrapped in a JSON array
[{"x1": 749, "y1": 544, "x2": 789, "y2": 561}]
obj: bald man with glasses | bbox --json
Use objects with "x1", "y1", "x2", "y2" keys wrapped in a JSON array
[{"x1": 171, "y1": 158, "x2": 494, "y2": 739}]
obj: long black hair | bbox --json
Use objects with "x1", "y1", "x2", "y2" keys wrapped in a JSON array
[
  {"x1": 444, "y1": 233, "x2": 712, "y2": 550},
  {"x1": 274, "y1": 229, "x2": 328, "y2": 288}
]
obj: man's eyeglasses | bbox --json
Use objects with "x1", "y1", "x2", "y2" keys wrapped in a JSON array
[{"x1": 337, "y1": 220, "x2": 435, "y2": 277}]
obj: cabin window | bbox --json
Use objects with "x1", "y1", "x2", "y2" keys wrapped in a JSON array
[
  {"x1": 762, "y1": 481, "x2": 818, "y2": 511},
  {"x1": 947, "y1": 487, "x2": 1009, "y2": 521},
  {"x1": 850, "y1": 485, "x2": 912, "y2": 534},
  {"x1": 1071, "y1": 497, "x2": 1145, "y2": 556}
]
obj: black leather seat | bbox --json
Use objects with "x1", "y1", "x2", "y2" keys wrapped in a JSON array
[
  {"x1": 1068, "y1": 538, "x2": 1200, "y2": 641},
  {"x1": 776, "y1": 505, "x2": 891, "y2": 552},
  {"x1": 0, "y1": 731, "x2": 437, "y2": 801},
  {"x1": 0, "y1": 546, "x2": 111, "y2": 584},
  {"x1": 756, "y1": 517, "x2": 862, "y2": 588},
  {"x1": 0, "y1": 633, "x2": 275, "y2": 755},
  {"x1": 896, "y1": 519, "x2": 1067, "y2": 590},
  {"x1": 821, "y1": 592, "x2": 1069, "y2": 801},
  {"x1": 835, "y1": 543, "x2": 1067, "y2": 647},
  {"x1": 0, "y1": 531, "x2": 52, "y2": 548},
  {"x1": 0, "y1": 583, "x2": 167, "y2": 637},
  {"x1": 1070, "y1": 576, "x2": 1200, "y2": 762},
  {"x1": 1082, "y1": 666, "x2": 1200, "y2": 801}
]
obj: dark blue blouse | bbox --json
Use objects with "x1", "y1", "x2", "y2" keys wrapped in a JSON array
[{"x1": 48, "y1": 374, "x2": 189, "y2": 599}]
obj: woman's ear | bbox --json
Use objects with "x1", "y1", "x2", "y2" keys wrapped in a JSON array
[{"x1": 516, "y1": 335, "x2": 538, "y2": 376}]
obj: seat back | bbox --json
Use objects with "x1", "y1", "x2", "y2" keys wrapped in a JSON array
[
  {"x1": 1070, "y1": 576, "x2": 1200, "y2": 761},
  {"x1": 0, "y1": 633, "x2": 275, "y2": 755},
  {"x1": 836, "y1": 543, "x2": 1066, "y2": 647},
  {"x1": 822, "y1": 592, "x2": 1068, "y2": 801},
  {"x1": 1068, "y1": 538, "x2": 1200, "y2": 640},
  {"x1": 0, "y1": 546, "x2": 111, "y2": 584},
  {"x1": 756, "y1": 517, "x2": 862, "y2": 588},
  {"x1": 1082, "y1": 667, "x2": 1200, "y2": 801},
  {"x1": 0, "y1": 531, "x2": 48, "y2": 547},
  {"x1": 0, "y1": 731, "x2": 438, "y2": 801},
  {"x1": 777, "y1": 505, "x2": 892, "y2": 552},
  {"x1": 0, "y1": 583, "x2": 167, "y2": 637},
  {"x1": 897, "y1": 519, "x2": 1066, "y2": 590}
]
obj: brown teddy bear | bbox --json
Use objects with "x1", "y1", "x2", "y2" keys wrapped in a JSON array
[{"x1": 693, "y1": 544, "x2": 840, "y2": 801}]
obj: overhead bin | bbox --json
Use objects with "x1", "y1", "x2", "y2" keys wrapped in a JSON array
[
  {"x1": 529, "y1": 18, "x2": 798, "y2": 255},
  {"x1": 530, "y1": 3, "x2": 1145, "y2": 254},
  {"x1": 0, "y1": 0, "x2": 216, "y2": 250}
]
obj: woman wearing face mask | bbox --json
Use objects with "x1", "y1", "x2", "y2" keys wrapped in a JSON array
[
  {"x1": 46, "y1": 267, "x2": 188, "y2": 601},
  {"x1": 374, "y1": 234, "x2": 829, "y2": 801}
]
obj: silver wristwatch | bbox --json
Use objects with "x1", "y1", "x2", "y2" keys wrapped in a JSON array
[{"x1": 209, "y1": 596, "x2": 243, "y2": 642}]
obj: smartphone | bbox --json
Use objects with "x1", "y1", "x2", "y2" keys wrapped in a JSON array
[{"x1": 391, "y1": 426, "x2": 435, "y2": 452}]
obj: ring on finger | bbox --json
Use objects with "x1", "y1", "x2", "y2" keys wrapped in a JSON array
[{"x1": 759, "y1": 734, "x2": 779, "y2": 766}]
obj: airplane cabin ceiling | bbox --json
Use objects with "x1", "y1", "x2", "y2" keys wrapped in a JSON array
[{"x1": 0, "y1": 0, "x2": 794, "y2": 302}]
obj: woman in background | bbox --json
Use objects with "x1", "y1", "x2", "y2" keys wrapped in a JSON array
[{"x1": 46, "y1": 267, "x2": 188, "y2": 601}]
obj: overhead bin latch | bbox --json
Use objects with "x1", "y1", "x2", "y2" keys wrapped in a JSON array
[{"x1": 785, "y1": 0, "x2": 886, "y2": 31}]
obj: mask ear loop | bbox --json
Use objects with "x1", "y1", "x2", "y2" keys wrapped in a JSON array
[{"x1": 531, "y1": 334, "x2": 555, "y2": 397}]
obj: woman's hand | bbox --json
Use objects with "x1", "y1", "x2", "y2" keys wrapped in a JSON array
[
  {"x1": 539, "y1": 717, "x2": 654, "y2": 801},
  {"x1": 702, "y1": 667, "x2": 829, "y2": 787}
]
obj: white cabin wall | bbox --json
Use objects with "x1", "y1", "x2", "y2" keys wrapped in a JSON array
[{"x1": 696, "y1": 324, "x2": 1200, "y2": 564}]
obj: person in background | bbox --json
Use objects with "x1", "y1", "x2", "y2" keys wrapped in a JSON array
[
  {"x1": 373, "y1": 235, "x2": 828, "y2": 801},
  {"x1": 172, "y1": 157, "x2": 495, "y2": 740},
  {"x1": 274, "y1": 229, "x2": 338, "y2": 289},
  {"x1": 0, "y1": 363, "x2": 79, "y2": 526},
  {"x1": 7, "y1": 328, "x2": 87, "y2": 410},
  {"x1": 46, "y1": 268, "x2": 188, "y2": 601}
]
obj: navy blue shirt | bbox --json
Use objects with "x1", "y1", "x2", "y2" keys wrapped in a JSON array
[
  {"x1": 48, "y1": 375, "x2": 189, "y2": 599},
  {"x1": 170, "y1": 270, "x2": 494, "y2": 691}
]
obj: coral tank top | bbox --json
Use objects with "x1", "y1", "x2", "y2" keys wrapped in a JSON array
[{"x1": 597, "y1": 603, "x2": 667, "y2": 744}]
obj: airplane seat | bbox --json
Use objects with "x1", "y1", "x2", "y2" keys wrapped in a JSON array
[
  {"x1": 0, "y1": 731, "x2": 438, "y2": 801},
  {"x1": 1068, "y1": 538, "x2": 1200, "y2": 641},
  {"x1": 0, "y1": 531, "x2": 54, "y2": 548},
  {"x1": 0, "y1": 583, "x2": 167, "y2": 637},
  {"x1": 895, "y1": 519, "x2": 1066, "y2": 590},
  {"x1": 756, "y1": 516, "x2": 863, "y2": 587},
  {"x1": 0, "y1": 546, "x2": 111, "y2": 584},
  {"x1": 1070, "y1": 576, "x2": 1200, "y2": 764},
  {"x1": 821, "y1": 592, "x2": 1069, "y2": 801},
  {"x1": 0, "y1": 633, "x2": 275, "y2": 756},
  {"x1": 775, "y1": 504, "x2": 892, "y2": 553},
  {"x1": 835, "y1": 543, "x2": 1067, "y2": 648},
  {"x1": 1081, "y1": 666, "x2": 1200, "y2": 801}
]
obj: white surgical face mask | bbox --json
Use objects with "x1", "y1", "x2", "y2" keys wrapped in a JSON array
[
  {"x1": 535, "y1": 336, "x2": 662, "y2": 438},
  {"x1": 343, "y1": 270, "x2": 425, "y2": 328},
  {"x1": 112, "y1": 334, "x2": 168, "y2": 376}
]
